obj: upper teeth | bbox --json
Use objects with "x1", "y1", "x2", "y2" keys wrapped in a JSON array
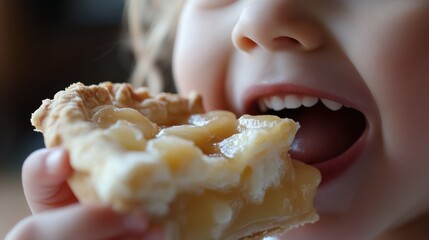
[{"x1": 258, "y1": 94, "x2": 343, "y2": 112}]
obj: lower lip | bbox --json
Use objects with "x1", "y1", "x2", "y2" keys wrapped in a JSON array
[{"x1": 311, "y1": 127, "x2": 368, "y2": 187}]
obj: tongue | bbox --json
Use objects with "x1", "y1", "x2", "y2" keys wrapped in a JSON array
[{"x1": 279, "y1": 103, "x2": 365, "y2": 164}]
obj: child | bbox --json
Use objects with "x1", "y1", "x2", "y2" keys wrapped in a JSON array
[{"x1": 6, "y1": 0, "x2": 429, "y2": 239}]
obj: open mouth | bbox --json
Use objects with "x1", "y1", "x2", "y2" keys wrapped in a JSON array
[{"x1": 250, "y1": 94, "x2": 367, "y2": 165}]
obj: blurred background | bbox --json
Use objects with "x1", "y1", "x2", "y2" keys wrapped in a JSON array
[{"x1": 0, "y1": 0, "x2": 133, "y2": 236}]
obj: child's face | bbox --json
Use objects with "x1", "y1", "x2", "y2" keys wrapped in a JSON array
[{"x1": 173, "y1": 0, "x2": 429, "y2": 239}]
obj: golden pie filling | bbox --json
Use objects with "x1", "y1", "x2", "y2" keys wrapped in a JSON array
[{"x1": 31, "y1": 82, "x2": 321, "y2": 240}]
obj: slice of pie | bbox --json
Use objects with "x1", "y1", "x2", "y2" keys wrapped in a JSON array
[{"x1": 31, "y1": 82, "x2": 321, "y2": 239}]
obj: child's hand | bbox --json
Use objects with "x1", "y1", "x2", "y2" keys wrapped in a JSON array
[{"x1": 5, "y1": 148, "x2": 163, "y2": 240}]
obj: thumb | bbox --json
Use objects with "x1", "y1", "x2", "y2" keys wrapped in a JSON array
[{"x1": 22, "y1": 148, "x2": 78, "y2": 214}]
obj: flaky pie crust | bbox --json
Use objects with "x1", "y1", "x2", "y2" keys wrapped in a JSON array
[{"x1": 31, "y1": 82, "x2": 320, "y2": 240}]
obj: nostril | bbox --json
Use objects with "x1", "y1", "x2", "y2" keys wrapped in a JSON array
[
  {"x1": 235, "y1": 35, "x2": 310, "y2": 52},
  {"x1": 273, "y1": 36, "x2": 302, "y2": 48},
  {"x1": 236, "y1": 37, "x2": 257, "y2": 52}
]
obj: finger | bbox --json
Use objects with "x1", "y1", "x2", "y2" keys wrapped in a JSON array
[
  {"x1": 5, "y1": 204, "x2": 148, "y2": 240},
  {"x1": 22, "y1": 148, "x2": 78, "y2": 213}
]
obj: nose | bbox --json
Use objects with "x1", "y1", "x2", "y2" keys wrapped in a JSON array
[{"x1": 232, "y1": 0, "x2": 324, "y2": 52}]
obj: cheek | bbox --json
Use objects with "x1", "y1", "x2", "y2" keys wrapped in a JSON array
[
  {"x1": 338, "y1": 7, "x2": 429, "y2": 218},
  {"x1": 173, "y1": 7, "x2": 235, "y2": 111},
  {"x1": 350, "y1": 7, "x2": 429, "y2": 169}
]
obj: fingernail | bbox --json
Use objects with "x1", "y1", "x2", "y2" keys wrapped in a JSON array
[
  {"x1": 45, "y1": 148, "x2": 65, "y2": 174},
  {"x1": 123, "y1": 213, "x2": 148, "y2": 232}
]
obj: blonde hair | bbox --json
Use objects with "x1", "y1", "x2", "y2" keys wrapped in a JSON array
[{"x1": 125, "y1": 0, "x2": 185, "y2": 93}]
